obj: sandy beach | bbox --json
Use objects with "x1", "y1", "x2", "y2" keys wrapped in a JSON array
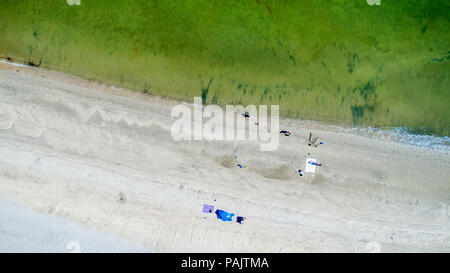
[{"x1": 0, "y1": 61, "x2": 449, "y2": 252}]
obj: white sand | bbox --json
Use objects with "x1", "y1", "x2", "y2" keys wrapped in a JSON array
[
  {"x1": 0, "y1": 198, "x2": 152, "y2": 253},
  {"x1": 0, "y1": 61, "x2": 449, "y2": 252}
]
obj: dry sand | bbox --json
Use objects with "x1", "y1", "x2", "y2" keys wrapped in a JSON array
[{"x1": 0, "y1": 61, "x2": 449, "y2": 252}]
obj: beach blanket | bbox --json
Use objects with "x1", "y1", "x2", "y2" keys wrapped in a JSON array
[{"x1": 215, "y1": 209, "x2": 235, "y2": 222}]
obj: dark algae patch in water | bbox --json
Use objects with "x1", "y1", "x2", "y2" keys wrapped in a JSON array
[{"x1": 0, "y1": 0, "x2": 449, "y2": 136}]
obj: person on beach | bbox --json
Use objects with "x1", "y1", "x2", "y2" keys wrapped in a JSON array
[
  {"x1": 307, "y1": 161, "x2": 322, "y2": 167},
  {"x1": 242, "y1": 111, "x2": 251, "y2": 118},
  {"x1": 236, "y1": 216, "x2": 247, "y2": 224},
  {"x1": 280, "y1": 130, "x2": 291, "y2": 136},
  {"x1": 298, "y1": 169, "x2": 304, "y2": 176},
  {"x1": 306, "y1": 133, "x2": 323, "y2": 147}
]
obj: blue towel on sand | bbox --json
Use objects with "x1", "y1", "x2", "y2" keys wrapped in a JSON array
[{"x1": 215, "y1": 209, "x2": 235, "y2": 222}]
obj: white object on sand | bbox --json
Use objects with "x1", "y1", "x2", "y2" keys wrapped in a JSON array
[{"x1": 305, "y1": 158, "x2": 316, "y2": 173}]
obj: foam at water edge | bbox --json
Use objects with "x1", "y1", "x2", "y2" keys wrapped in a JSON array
[{"x1": 348, "y1": 126, "x2": 449, "y2": 152}]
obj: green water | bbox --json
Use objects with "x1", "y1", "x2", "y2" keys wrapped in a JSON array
[{"x1": 1, "y1": 0, "x2": 449, "y2": 135}]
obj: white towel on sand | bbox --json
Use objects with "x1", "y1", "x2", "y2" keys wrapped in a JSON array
[{"x1": 305, "y1": 158, "x2": 316, "y2": 173}]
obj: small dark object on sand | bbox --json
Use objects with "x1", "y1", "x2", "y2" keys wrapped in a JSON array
[
  {"x1": 118, "y1": 192, "x2": 126, "y2": 203},
  {"x1": 242, "y1": 111, "x2": 251, "y2": 118},
  {"x1": 236, "y1": 216, "x2": 247, "y2": 224},
  {"x1": 280, "y1": 130, "x2": 291, "y2": 136}
]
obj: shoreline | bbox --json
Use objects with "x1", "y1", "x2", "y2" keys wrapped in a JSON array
[{"x1": 1, "y1": 58, "x2": 448, "y2": 152}]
